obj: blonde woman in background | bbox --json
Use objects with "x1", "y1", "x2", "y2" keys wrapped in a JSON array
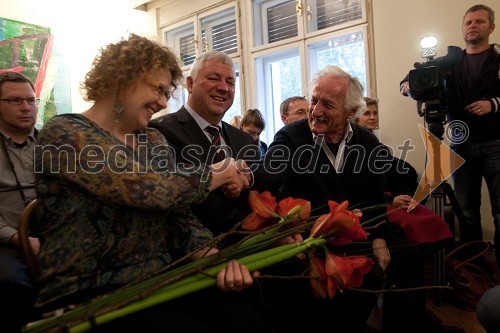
[
  {"x1": 240, "y1": 108, "x2": 267, "y2": 160},
  {"x1": 229, "y1": 115, "x2": 242, "y2": 128}
]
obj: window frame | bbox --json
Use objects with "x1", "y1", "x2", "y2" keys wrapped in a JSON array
[
  {"x1": 159, "y1": 3, "x2": 244, "y2": 116},
  {"x1": 157, "y1": 0, "x2": 375, "y2": 141}
]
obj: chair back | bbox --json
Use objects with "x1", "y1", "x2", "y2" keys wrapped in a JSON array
[{"x1": 18, "y1": 199, "x2": 41, "y2": 280}]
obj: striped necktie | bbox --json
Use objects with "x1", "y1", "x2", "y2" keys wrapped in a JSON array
[{"x1": 205, "y1": 125, "x2": 225, "y2": 162}]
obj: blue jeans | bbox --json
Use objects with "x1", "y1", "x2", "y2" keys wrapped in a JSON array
[
  {"x1": 477, "y1": 284, "x2": 500, "y2": 332},
  {"x1": 452, "y1": 139, "x2": 500, "y2": 262}
]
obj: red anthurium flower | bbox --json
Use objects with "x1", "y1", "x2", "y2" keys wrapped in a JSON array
[
  {"x1": 331, "y1": 200, "x2": 349, "y2": 215},
  {"x1": 325, "y1": 251, "x2": 373, "y2": 293},
  {"x1": 310, "y1": 212, "x2": 332, "y2": 238},
  {"x1": 241, "y1": 212, "x2": 274, "y2": 231},
  {"x1": 327, "y1": 211, "x2": 369, "y2": 247},
  {"x1": 326, "y1": 272, "x2": 338, "y2": 299},
  {"x1": 248, "y1": 191, "x2": 278, "y2": 218},
  {"x1": 277, "y1": 197, "x2": 311, "y2": 226},
  {"x1": 309, "y1": 253, "x2": 328, "y2": 299},
  {"x1": 310, "y1": 200, "x2": 354, "y2": 238},
  {"x1": 344, "y1": 256, "x2": 373, "y2": 288},
  {"x1": 243, "y1": 191, "x2": 279, "y2": 230}
]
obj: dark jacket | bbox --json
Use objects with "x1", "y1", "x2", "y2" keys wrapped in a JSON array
[
  {"x1": 256, "y1": 118, "x2": 388, "y2": 240},
  {"x1": 447, "y1": 44, "x2": 500, "y2": 143},
  {"x1": 149, "y1": 107, "x2": 260, "y2": 239}
]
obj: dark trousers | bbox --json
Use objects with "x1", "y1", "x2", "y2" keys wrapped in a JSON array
[
  {"x1": 452, "y1": 139, "x2": 500, "y2": 265},
  {"x1": 382, "y1": 223, "x2": 427, "y2": 333},
  {"x1": 0, "y1": 246, "x2": 37, "y2": 333},
  {"x1": 257, "y1": 255, "x2": 381, "y2": 333}
]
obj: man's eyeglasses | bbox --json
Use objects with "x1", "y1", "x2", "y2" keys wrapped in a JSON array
[
  {"x1": 285, "y1": 110, "x2": 307, "y2": 117},
  {"x1": 0, "y1": 97, "x2": 40, "y2": 105}
]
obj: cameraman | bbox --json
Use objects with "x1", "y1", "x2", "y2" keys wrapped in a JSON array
[{"x1": 402, "y1": 4, "x2": 500, "y2": 266}]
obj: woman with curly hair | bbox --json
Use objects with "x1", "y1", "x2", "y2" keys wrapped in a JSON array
[{"x1": 33, "y1": 34, "x2": 267, "y2": 332}]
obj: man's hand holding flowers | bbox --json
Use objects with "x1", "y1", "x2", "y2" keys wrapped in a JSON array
[{"x1": 372, "y1": 238, "x2": 391, "y2": 271}]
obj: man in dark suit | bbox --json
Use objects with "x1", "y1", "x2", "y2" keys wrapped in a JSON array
[
  {"x1": 261, "y1": 65, "x2": 462, "y2": 333},
  {"x1": 149, "y1": 51, "x2": 259, "y2": 241},
  {"x1": 256, "y1": 66, "x2": 391, "y2": 333}
]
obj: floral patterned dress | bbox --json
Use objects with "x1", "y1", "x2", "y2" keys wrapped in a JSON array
[{"x1": 34, "y1": 114, "x2": 214, "y2": 308}]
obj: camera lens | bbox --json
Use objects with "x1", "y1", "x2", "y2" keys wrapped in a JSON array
[{"x1": 411, "y1": 67, "x2": 438, "y2": 90}]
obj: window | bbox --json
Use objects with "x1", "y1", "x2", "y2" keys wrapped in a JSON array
[
  {"x1": 222, "y1": 62, "x2": 242, "y2": 124},
  {"x1": 164, "y1": 22, "x2": 196, "y2": 67},
  {"x1": 254, "y1": 48, "x2": 302, "y2": 142},
  {"x1": 251, "y1": 0, "x2": 371, "y2": 141},
  {"x1": 253, "y1": 0, "x2": 298, "y2": 46},
  {"x1": 161, "y1": 4, "x2": 242, "y2": 117},
  {"x1": 307, "y1": 30, "x2": 367, "y2": 92},
  {"x1": 158, "y1": 0, "x2": 373, "y2": 141},
  {"x1": 307, "y1": 0, "x2": 363, "y2": 33},
  {"x1": 201, "y1": 7, "x2": 238, "y2": 55}
]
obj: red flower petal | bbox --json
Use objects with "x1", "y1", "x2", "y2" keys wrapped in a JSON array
[
  {"x1": 242, "y1": 212, "x2": 271, "y2": 230},
  {"x1": 331, "y1": 200, "x2": 349, "y2": 215},
  {"x1": 310, "y1": 213, "x2": 332, "y2": 238},
  {"x1": 325, "y1": 251, "x2": 347, "y2": 289},
  {"x1": 309, "y1": 254, "x2": 327, "y2": 299},
  {"x1": 277, "y1": 198, "x2": 311, "y2": 221},
  {"x1": 327, "y1": 275, "x2": 338, "y2": 298},
  {"x1": 327, "y1": 211, "x2": 368, "y2": 246},
  {"x1": 248, "y1": 191, "x2": 278, "y2": 218},
  {"x1": 345, "y1": 256, "x2": 374, "y2": 288},
  {"x1": 325, "y1": 252, "x2": 373, "y2": 291}
]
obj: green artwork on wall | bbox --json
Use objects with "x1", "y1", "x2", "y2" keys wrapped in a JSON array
[{"x1": 0, "y1": 17, "x2": 71, "y2": 127}]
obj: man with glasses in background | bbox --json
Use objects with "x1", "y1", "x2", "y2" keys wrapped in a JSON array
[
  {"x1": 279, "y1": 96, "x2": 309, "y2": 125},
  {"x1": 0, "y1": 72, "x2": 39, "y2": 333}
]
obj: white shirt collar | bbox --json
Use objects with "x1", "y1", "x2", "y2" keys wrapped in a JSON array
[
  {"x1": 185, "y1": 104, "x2": 225, "y2": 143},
  {"x1": 313, "y1": 122, "x2": 354, "y2": 172},
  {"x1": 185, "y1": 104, "x2": 223, "y2": 130}
]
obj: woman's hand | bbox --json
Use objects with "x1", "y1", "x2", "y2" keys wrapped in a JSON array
[
  {"x1": 372, "y1": 238, "x2": 391, "y2": 271},
  {"x1": 216, "y1": 260, "x2": 257, "y2": 292}
]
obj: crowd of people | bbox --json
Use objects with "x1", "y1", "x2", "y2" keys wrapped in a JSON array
[{"x1": 0, "y1": 3, "x2": 498, "y2": 333}]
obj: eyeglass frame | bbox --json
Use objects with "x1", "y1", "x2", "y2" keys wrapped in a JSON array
[
  {"x1": 145, "y1": 77, "x2": 172, "y2": 100},
  {"x1": 284, "y1": 109, "x2": 308, "y2": 117},
  {"x1": 0, "y1": 97, "x2": 40, "y2": 105}
]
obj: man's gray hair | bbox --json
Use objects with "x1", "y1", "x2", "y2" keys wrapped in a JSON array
[
  {"x1": 311, "y1": 65, "x2": 366, "y2": 115},
  {"x1": 188, "y1": 51, "x2": 234, "y2": 80}
]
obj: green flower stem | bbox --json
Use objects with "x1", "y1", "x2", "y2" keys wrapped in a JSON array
[
  {"x1": 153, "y1": 243, "x2": 301, "y2": 295},
  {"x1": 62, "y1": 238, "x2": 326, "y2": 333},
  {"x1": 23, "y1": 233, "x2": 289, "y2": 333},
  {"x1": 238, "y1": 221, "x2": 284, "y2": 247},
  {"x1": 85, "y1": 238, "x2": 327, "y2": 333}
]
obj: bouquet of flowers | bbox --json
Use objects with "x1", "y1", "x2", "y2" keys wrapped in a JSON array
[{"x1": 23, "y1": 191, "x2": 375, "y2": 333}]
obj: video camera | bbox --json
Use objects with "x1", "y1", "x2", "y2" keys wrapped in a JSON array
[{"x1": 406, "y1": 46, "x2": 463, "y2": 128}]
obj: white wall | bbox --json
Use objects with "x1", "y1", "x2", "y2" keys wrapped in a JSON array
[{"x1": 1, "y1": 0, "x2": 151, "y2": 112}]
